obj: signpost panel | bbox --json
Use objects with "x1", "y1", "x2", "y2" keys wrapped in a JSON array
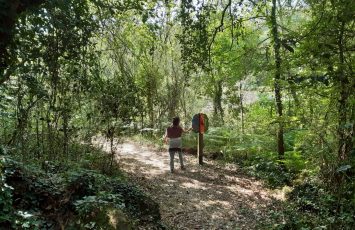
[
  {"x1": 192, "y1": 113, "x2": 208, "y2": 165},
  {"x1": 192, "y1": 113, "x2": 208, "y2": 133}
]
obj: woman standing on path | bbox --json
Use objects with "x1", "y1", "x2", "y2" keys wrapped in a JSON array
[{"x1": 163, "y1": 117, "x2": 191, "y2": 173}]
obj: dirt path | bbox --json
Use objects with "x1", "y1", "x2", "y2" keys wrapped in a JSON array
[{"x1": 94, "y1": 138, "x2": 283, "y2": 229}]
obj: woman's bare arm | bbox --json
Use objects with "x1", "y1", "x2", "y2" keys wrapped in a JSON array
[
  {"x1": 163, "y1": 129, "x2": 168, "y2": 144},
  {"x1": 183, "y1": 127, "x2": 192, "y2": 133}
]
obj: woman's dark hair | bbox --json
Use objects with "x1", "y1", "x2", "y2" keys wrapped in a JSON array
[{"x1": 172, "y1": 117, "x2": 180, "y2": 126}]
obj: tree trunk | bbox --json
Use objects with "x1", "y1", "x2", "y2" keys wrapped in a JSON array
[
  {"x1": 63, "y1": 109, "x2": 69, "y2": 157},
  {"x1": 47, "y1": 28, "x2": 59, "y2": 159},
  {"x1": 239, "y1": 82, "x2": 244, "y2": 134},
  {"x1": 36, "y1": 108, "x2": 40, "y2": 158},
  {"x1": 213, "y1": 79, "x2": 224, "y2": 125},
  {"x1": 270, "y1": 0, "x2": 285, "y2": 158},
  {"x1": 337, "y1": 20, "x2": 351, "y2": 161}
]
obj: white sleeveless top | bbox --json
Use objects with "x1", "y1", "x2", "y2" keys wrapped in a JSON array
[{"x1": 169, "y1": 137, "x2": 182, "y2": 148}]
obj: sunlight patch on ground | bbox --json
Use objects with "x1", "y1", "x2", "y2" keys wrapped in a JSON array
[
  {"x1": 181, "y1": 181, "x2": 207, "y2": 190},
  {"x1": 119, "y1": 143, "x2": 136, "y2": 154},
  {"x1": 199, "y1": 200, "x2": 233, "y2": 209}
]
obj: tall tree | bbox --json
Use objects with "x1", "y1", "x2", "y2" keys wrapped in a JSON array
[{"x1": 270, "y1": 0, "x2": 285, "y2": 158}]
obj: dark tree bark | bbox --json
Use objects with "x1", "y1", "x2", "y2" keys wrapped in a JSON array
[
  {"x1": 239, "y1": 82, "x2": 244, "y2": 134},
  {"x1": 213, "y1": 79, "x2": 224, "y2": 125},
  {"x1": 270, "y1": 0, "x2": 285, "y2": 158},
  {"x1": 337, "y1": 20, "x2": 351, "y2": 161}
]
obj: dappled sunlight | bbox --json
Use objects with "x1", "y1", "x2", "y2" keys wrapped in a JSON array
[
  {"x1": 198, "y1": 200, "x2": 233, "y2": 209},
  {"x1": 119, "y1": 143, "x2": 136, "y2": 154},
  {"x1": 95, "y1": 138, "x2": 283, "y2": 229},
  {"x1": 180, "y1": 181, "x2": 208, "y2": 190}
]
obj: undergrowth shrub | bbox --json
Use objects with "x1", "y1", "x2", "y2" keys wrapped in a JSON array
[
  {"x1": 72, "y1": 192, "x2": 130, "y2": 229},
  {"x1": 79, "y1": 151, "x2": 123, "y2": 176},
  {"x1": 0, "y1": 155, "x2": 163, "y2": 229},
  {"x1": 265, "y1": 178, "x2": 355, "y2": 230},
  {"x1": 0, "y1": 156, "x2": 14, "y2": 228}
]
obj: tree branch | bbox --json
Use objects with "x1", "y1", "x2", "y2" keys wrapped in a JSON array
[{"x1": 208, "y1": 0, "x2": 232, "y2": 52}]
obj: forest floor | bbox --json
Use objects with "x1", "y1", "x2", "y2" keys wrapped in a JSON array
[{"x1": 93, "y1": 137, "x2": 285, "y2": 230}]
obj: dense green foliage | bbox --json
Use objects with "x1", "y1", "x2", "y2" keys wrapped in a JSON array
[
  {"x1": 0, "y1": 154, "x2": 163, "y2": 229},
  {"x1": 0, "y1": 0, "x2": 354, "y2": 229}
]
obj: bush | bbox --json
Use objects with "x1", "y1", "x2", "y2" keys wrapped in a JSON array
[
  {"x1": 72, "y1": 193, "x2": 131, "y2": 230},
  {"x1": 265, "y1": 179, "x2": 355, "y2": 230},
  {"x1": 0, "y1": 156, "x2": 15, "y2": 228},
  {"x1": 1, "y1": 156, "x2": 164, "y2": 229}
]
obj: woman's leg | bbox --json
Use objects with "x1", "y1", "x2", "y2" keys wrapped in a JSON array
[
  {"x1": 169, "y1": 150, "x2": 175, "y2": 172},
  {"x1": 178, "y1": 150, "x2": 184, "y2": 169}
]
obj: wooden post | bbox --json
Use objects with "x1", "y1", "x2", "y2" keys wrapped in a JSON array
[
  {"x1": 197, "y1": 113, "x2": 204, "y2": 165},
  {"x1": 197, "y1": 132, "x2": 203, "y2": 165},
  {"x1": 192, "y1": 113, "x2": 207, "y2": 165}
]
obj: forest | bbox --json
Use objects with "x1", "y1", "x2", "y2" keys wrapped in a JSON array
[{"x1": 0, "y1": 0, "x2": 354, "y2": 229}]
